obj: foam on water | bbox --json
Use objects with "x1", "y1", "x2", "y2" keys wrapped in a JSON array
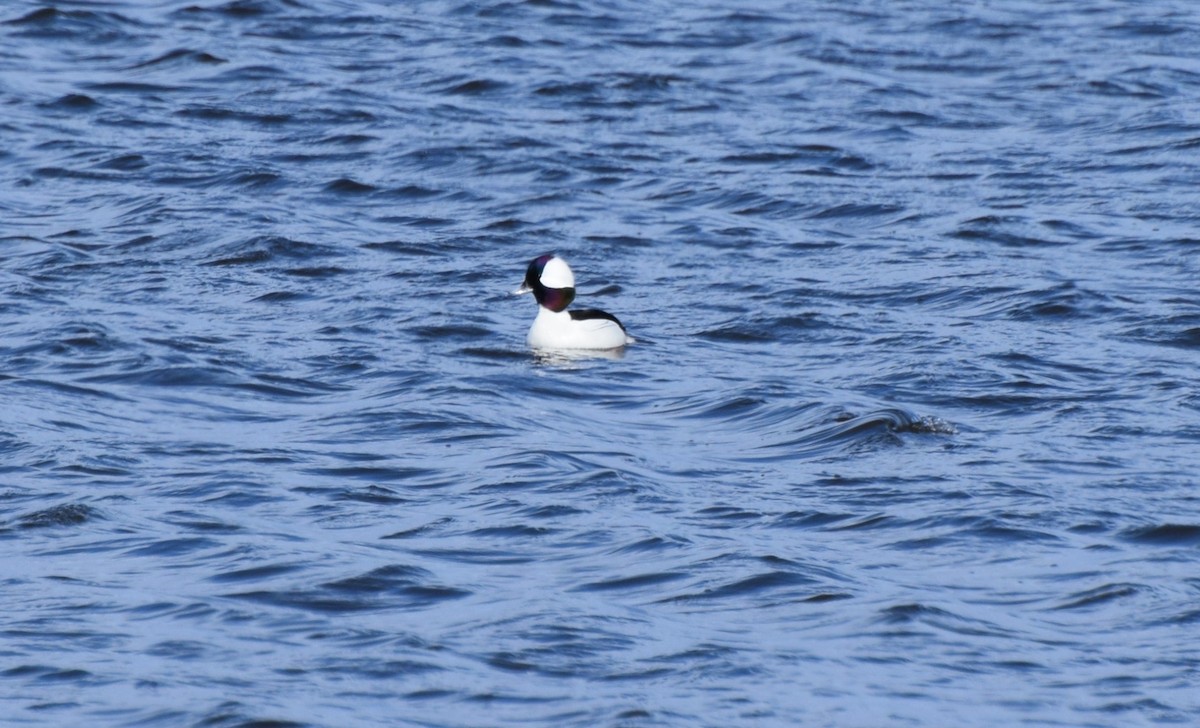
[{"x1": 3, "y1": 1, "x2": 1200, "y2": 726}]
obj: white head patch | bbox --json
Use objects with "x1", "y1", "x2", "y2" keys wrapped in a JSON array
[{"x1": 540, "y1": 256, "x2": 575, "y2": 288}]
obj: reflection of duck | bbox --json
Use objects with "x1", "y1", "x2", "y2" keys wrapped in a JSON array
[
  {"x1": 533, "y1": 347, "x2": 627, "y2": 367},
  {"x1": 515, "y1": 254, "x2": 634, "y2": 351}
]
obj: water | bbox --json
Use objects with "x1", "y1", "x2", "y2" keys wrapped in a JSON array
[{"x1": 3, "y1": 1, "x2": 1199, "y2": 725}]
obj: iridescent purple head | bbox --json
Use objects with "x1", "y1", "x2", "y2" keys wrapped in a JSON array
[{"x1": 522, "y1": 254, "x2": 576, "y2": 312}]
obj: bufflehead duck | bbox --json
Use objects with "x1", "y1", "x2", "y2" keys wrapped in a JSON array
[{"x1": 516, "y1": 254, "x2": 633, "y2": 350}]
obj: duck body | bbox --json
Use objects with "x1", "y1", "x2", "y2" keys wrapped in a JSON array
[
  {"x1": 518, "y1": 254, "x2": 633, "y2": 351},
  {"x1": 528, "y1": 306, "x2": 631, "y2": 350}
]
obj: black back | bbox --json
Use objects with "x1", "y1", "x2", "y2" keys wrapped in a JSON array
[{"x1": 569, "y1": 308, "x2": 626, "y2": 331}]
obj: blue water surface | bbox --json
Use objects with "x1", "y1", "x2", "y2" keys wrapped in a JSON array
[{"x1": 2, "y1": 1, "x2": 1199, "y2": 726}]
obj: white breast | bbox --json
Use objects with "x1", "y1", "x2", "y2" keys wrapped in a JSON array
[{"x1": 528, "y1": 308, "x2": 631, "y2": 350}]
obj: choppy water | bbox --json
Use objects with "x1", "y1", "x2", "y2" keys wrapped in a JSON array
[{"x1": 3, "y1": 1, "x2": 1200, "y2": 725}]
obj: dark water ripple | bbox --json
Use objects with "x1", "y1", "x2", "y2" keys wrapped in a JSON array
[{"x1": 3, "y1": 0, "x2": 1200, "y2": 725}]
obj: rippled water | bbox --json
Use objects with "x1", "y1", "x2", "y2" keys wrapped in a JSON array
[{"x1": 3, "y1": 1, "x2": 1200, "y2": 725}]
